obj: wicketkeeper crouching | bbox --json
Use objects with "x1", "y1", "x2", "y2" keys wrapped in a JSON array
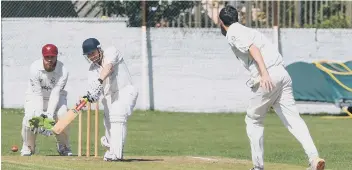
[{"x1": 23, "y1": 44, "x2": 72, "y2": 156}]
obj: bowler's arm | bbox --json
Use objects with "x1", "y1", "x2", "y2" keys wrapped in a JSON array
[
  {"x1": 230, "y1": 30, "x2": 270, "y2": 77},
  {"x1": 248, "y1": 44, "x2": 274, "y2": 91},
  {"x1": 249, "y1": 45, "x2": 270, "y2": 77}
]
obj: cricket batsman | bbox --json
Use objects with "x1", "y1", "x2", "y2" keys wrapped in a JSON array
[
  {"x1": 79, "y1": 38, "x2": 138, "y2": 161},
  {"x1": 218, "y1": 6, "x2": 325, "y2": 170},
  {"x1": 21, "y1": 44, "x2": 72, "y2": 156}
]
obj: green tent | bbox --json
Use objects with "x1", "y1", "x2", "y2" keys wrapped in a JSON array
[{"x1": 285, "y1": 61, "x2": 352, "y2": 107}]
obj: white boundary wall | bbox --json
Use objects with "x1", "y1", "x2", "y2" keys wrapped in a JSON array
[{"x1": 2, "y1": 18, "x2": 351, "y2": 114}]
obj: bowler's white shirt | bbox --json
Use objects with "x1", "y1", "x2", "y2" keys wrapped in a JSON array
[
  {"x1": 26, "y1": 59, "x2": 68, "y2": 113},
  {"x1": 88, "y1": 46, "x2": 132, "y2": 101},
  {"x1": 225, "y1": 23, "x2": 284, "y2": 83}
]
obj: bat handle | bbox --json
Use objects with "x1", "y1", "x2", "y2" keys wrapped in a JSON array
[{"x1": 75, "y1": 98, "x2": 88, "y2": 111}]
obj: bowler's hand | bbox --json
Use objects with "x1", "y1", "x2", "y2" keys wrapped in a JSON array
[
  {"x1": 99, "y1": 63, "x2": 113, "y2": 81},
  {"x1": 260, "y1": 74, "x2": 274, "y2": 92}
]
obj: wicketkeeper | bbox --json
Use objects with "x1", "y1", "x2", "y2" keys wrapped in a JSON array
[{"x1": 22, "y1": 44, "x2": 72, "y2": 156}]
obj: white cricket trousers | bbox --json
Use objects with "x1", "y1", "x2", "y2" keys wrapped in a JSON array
[
  {"x1": 21, "y1": 93, "x2": 70, "y2": 153},
  {"x1": 101, "y1": 85, "x2": 138, "y2": 159},
  {"x1": 245, "y1": 65, "x2": 319, "y2": 170}
]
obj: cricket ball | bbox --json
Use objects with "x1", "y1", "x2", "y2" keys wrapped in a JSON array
[{"x1": 11, "y1": 145, "x2": 18, "y2": 152}]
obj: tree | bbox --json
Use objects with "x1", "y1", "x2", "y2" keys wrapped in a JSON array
[
  {"x1": 100, "y1": 1, "x2": 195, "y2": 27},
  {"x1": 303, "y1": 1, "x2": 351, "y2": 28}
]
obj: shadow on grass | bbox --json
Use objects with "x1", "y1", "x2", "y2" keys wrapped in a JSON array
[
  {"x1": 121, "y1": 158, "x2": 164, "y2": 162},
  {"x1": 300, "y1": 113, "x2": 349, "y2": 117},
  {"x1": 45, "y1": 154, "x2": 164, "y2": 162}
]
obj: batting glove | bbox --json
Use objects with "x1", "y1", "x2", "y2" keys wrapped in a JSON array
[{"x1": 84, "y1": 79, "x2": 103, "y2": 103}]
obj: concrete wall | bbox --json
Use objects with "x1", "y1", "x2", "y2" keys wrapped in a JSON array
[{"x1": 2, "y1": 18, "x2": 351, "y2": 113}]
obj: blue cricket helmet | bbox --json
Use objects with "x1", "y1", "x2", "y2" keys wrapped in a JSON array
[{"x1": 82, "y1": 38, "x2": 100, "y2": 55}]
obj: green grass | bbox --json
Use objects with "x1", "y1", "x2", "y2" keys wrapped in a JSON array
[{"x1": 2, "y1": 108, "x2": 351, "y2": 170}]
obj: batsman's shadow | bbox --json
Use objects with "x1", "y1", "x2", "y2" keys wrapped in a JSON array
[{"x1": 121, "y1": 158, "x2": 164, "y2": 162}]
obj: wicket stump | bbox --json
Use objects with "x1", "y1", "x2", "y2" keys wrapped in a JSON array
[{"x1": 78, "y1": 102, "x2": 99, "y2": 157}]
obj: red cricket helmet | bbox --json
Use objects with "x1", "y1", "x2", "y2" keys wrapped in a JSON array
[{"x1": 42, "y1": 44, "x2": 58, "y2": 57}]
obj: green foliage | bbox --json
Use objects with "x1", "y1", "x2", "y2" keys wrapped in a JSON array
[
  {"x1": 304, "y1": 13, "x2": 351, "y2": 28},
  {"x1": 99, "y1": 1, "x2": 195, "y2": 27},
  {"x1": 304, "y1": 1, "x2": 351, "y2": 28},
  {"x1": 316, "y1": 14, "x2": 351, "y2": 28}
]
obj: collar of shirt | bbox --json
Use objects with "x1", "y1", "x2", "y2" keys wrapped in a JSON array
[
  {"x1": 89, "y1": 56, "x2": 106, "y2": 71},
  {"x1": 37, "y1": 60, "x2": 60, "y2": 73},
  {"x1": 225, "y1": 23, "x2": 239, "y2": 38}
]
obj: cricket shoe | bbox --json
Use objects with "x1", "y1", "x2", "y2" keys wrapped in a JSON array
[
  {"x1": 20, "y1": 146, "x2": 32, "y2": 156},
  {"x1": 57, "y1": 144, "x2": 73, "y2": 156},
  {"x1": 20, "y1": 143, "x2": 36, "y2": 156},
  {"x1": 101, "y1": 136, "x2": 110, "y2": 150},
  {"x1": 103, "y1": 151, "x2": 122, "y2": 162},
  {"x1": 307, "y1": 157, "x2": 325, "y2": 170},
  {"x1": 249, "y1": 167, "x2": 263, "y2": 170}
]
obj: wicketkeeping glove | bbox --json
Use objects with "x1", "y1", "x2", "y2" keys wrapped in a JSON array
[{"x1": 29, "y1": 114, "x2": 56, "y2": 136}]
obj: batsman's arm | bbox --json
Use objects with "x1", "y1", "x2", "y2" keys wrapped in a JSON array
[
  {"x1": 104, "y1": 46, "x2": 122, "y2": 66},
  {"x1": 98, "y1": 46, "x2": 122, "y2": 81},
  {"x1": 99, "y1": 63, "x2": 113, "y2": 81},
  {"x1": 84, "y1": 68, "x2": 103, "y2": 103}
]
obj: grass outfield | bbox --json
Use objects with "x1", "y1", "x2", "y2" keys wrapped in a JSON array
[{"x1": 1, "y1": 108, "x2": 351, "y2": 170}]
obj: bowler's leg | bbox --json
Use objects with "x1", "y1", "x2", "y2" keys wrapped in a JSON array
[
  {"x1": 246, "y1": 87, "x2": 280, "y2": 170},
  {"x1": 272, "y1": 77, "x2": 322, "y2": 167}
]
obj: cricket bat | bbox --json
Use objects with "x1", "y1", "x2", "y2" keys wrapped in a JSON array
[{"x1": 52, "y1": 98, "x2": 89, "y2": 135}]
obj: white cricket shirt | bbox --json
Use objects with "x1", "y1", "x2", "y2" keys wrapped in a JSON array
[
  {"x1": 26, "y1": 59, "x2": 68, "y2": 113},
  {"x1": 88, "y1": 46, "x2": 133, "y2": 102},
  {"x1": 225, "y1": 23, "x2": 284, "y2": 85}
]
